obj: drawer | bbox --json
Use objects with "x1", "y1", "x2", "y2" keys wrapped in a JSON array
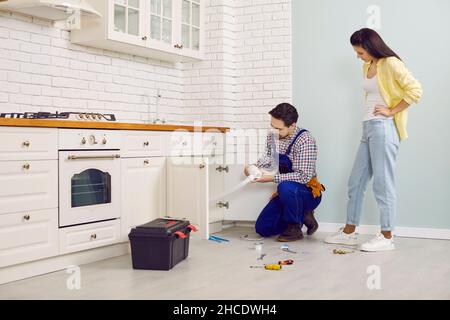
[
  {"x1": 0, "y1": 160, "x2": 58, "y2": 215},
  {"x1": 0, "y1": 208, "x2": 58, "y2": 268},
  {"x1": 121, "y1": 131, "x2": 167, "y2": 158},
  {"x1": 0, "y1": 127, "x2": 57, "y2": 161},
  {"x1": 202, "y1": 132, "x2": 224, "y2": 156},
  {"x1": 167, "y1": 131, "x2": 194, "y2": 156},
  {"x1": 59, "y1": 219, "x2": 121, "y2": 254}
]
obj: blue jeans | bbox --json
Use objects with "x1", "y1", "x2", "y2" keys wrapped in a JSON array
[
  {"x1": 256, "y1": 181, "x2": 322, "y2": 237},
  {"x1": 346, "y1": 119, "x2": 400, "y2": 231}
]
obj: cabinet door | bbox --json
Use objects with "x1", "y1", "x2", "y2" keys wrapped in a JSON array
[
  {"x1": 223, "y1": 164, "x2": 275, "y2": 221},
  {"x1": 121, "y1": 157, "x2": 166, "y2": 240},
  {"x1": 146, "y1": 0, "x2": 175, "y2": 52},
  {"x1": 175, "y1": 0, "x2": 203, "y2": 58},
  {"x1": 167, "y1": 156, "x2": 209, "y2": 239},
  {"x1": 208, "y1": 159, "x2": 225, "y2": 224},
  {"x1": 109, "y1": 0, "x2": 146, "y2": 46},
  {"x1": 0, "y1": 208, "x2": 58, "y2": 268},
  {"x1": 0, "y1": 160, "x2": 58, "y2": 215}
]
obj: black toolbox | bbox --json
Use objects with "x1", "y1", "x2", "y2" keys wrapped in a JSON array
[{"x1": 128, "y1": 218, "x2": 196, "y2": 270}]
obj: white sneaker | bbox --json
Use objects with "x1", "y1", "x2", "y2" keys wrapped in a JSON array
[
  {"x1": 360, "y1": 233, "x2": 395, "y2": 252},
  {"x1": 324, "y1": 228, "x2": 359, "y2": 246}
]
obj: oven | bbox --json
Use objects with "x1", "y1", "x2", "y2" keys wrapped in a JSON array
[{"x1": 58, "y1": 129, "x2": 121, "y2": 227}]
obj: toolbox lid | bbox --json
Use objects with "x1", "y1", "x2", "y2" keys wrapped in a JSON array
[{"x1": 132, "y1": 218, "x2": 190, "y2": 237}]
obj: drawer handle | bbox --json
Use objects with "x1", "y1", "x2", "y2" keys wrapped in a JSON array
[
  {"x1": 143, "y1": 141, "x2": 149, "y2": 146},
  {"x1": 142, "y1": 35, "x2": 148, "y2": 40},
  {"x1": 144, "y1": 160, "x2": 150, "y2": 165},
  {"x1": 22, "y1": 163, "x2": 30, "y2": 170},
  {"x1": 102, "y1": 138, "x2": 107, "y2": 145},
  {"x1": 23, "y1": 214, "x2": 31, "y2": 221},
  {"x1": 90, "y1": 234, "x2": 97, "y2": 240},
  {"x1": 22, "y1": 141, "x2": 30, "y2": 147}
]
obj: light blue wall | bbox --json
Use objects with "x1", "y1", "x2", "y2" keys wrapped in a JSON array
[{"x1": 293, "y1": 0, "x2": 450, "y2": 229}]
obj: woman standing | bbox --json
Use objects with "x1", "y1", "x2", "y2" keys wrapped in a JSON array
[{"x1": 325, "y1": 28, "x2": 423, "y2": 251}]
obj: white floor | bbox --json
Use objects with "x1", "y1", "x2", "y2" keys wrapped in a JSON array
[{"x1": 1, "y1": 227, "x2": 449, "y2": 300}]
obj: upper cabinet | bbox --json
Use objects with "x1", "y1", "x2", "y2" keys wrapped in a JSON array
[{"x1": 71, "y1": 0, "x2": 204, "y2": 63}]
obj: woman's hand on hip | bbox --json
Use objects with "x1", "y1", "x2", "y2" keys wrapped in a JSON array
[{"x1": 373, "y1": 105, "x2": 393, "y2": 117}]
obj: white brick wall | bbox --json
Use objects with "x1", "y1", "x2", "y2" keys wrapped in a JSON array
[
  {"x1": 0, "y1": 11, "x2": 184, "y2": 124},
  {"x1": 0, "y1": 1, "x2": 292, "y2": 129}
]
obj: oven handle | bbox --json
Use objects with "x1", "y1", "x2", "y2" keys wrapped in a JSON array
[{"x1": 67, "y1": 154, "x2": 121, "y2": 160}]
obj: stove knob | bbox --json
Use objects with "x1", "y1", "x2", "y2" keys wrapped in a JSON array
[
  {"x1": 81, "y1": 137, "x2": 86, "y2": 145},
  {"x1": 102, "y1": 137, "x2": 107, "y2": 145},
  {"x1": 89, "y1": 135, "x2": 98, "y2": 145}
]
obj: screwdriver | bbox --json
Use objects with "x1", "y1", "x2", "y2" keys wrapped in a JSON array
[
  {"x1": 250, "y1": 264, "x2": 282, "y2": 270},
  {"x1": 278, "y1": 259, "x2": 294, "y2": 265}
]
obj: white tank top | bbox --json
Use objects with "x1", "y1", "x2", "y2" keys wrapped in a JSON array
[{"x1": 362, "y1": 75, "x2": 393, "y2": 122}]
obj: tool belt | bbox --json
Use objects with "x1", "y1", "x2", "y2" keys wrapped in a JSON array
[
  {"x1": 270, "y1": 176, "x2": 325, "y2": 200},
  {"x1": 307, "y1": 176, "x2": 325, "y2": 198}
]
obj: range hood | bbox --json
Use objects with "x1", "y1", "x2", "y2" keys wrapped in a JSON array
[{"x1": 0, "y1": 0, "x2": 102, "y2": 21}]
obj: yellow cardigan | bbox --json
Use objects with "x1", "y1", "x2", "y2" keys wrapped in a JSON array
[{"x1": 363, "y1": 57, "x2": 423, "y2": 141}]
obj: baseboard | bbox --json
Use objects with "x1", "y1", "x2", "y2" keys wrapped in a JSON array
[
  {"x1": 232, "y1": 220, "x2": 450, "y2": 240},
  {"x1": 317, "y1": 223, "x2": 450, "y2": 240},
  {"x1": 0, "y1": 242, "x2": 130, "y2": 285}
]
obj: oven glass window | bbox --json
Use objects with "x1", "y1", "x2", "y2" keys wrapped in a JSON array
[{"x1": 71, "y1": 169, "x2": 111, "y2": 208}]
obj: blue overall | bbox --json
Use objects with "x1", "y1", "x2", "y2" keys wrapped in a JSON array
[{"x1": 255, "y1": 129, "x2": 322, "y2": 237}]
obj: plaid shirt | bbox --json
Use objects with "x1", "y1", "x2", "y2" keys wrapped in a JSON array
[{"x1": 256, "y1": 127, "x2": 318, "y2": 184}]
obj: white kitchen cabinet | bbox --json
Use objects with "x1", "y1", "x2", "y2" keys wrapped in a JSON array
[
  {"x1": 166, "y1": 156, "x2": 209, "y2": 239},
  {"x1": 71, "y1": 0, "x2": 204, "y2": 62},
  {"x1": 121, "y1": 157, "x2": 166, "y2": 241},
  {"x1": 121, "y1": 131, "x2": 167, "y2": 158},
  {"x1": 0, "y1": 160, "x2": 58, "y2": 215},
  {"x1": 59, "y1": 219, "x2": 121, "y2": 254},
  {"x1": 0, "y1": 127, "x2": 57, "y2": 161},
  {"x1": 0, "y1": 208, "x2": 58, "y2": 268}
]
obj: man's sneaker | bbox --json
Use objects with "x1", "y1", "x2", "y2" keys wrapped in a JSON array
[
  {"x1": 304, "y1": 211, "x2": 319, "y2": 236},
  {"x1": 360, "y1": 233, "x2": 395, "y2": 252},
  {"x1": 277, "y1": 223, "x2": 303, "y2": 242},
  {"x1": 324, "y1": 228, "x2": 358, "y2": 246}
]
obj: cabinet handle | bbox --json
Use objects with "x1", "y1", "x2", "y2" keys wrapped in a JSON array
[
  {"x1": 22, "y1": 141, "x2": 30, "y2": 147},
  {"x1": 90, "y1": 234, "x2": 97, "y2": 240},
  {"x1": 143, "y1": 141, "x2": 149, "y2": 146},
  {"x1": 81, "y1": 137, "x2": 87, "y2": 145},
  {"x1": 23, "y1": 214, "x2": 31, "y2": 221},
  {"x1": 217, "y1": 201, "x2": 229, "y2": 209},
  {"x1": 102, "y1": 138, "x2": 107, "y2": 145},
  {"x1": 174, "y1": 44, "x2": 183, "y2": 49},
  {"x1": 199, "y1": 164, "x2": 205, "y2": 169},
  {"x1": 22, "y1": 163, "x2": 30, "y2": 170},
  {"x1": 215, "y1": 165, "x2": 229, "y2": 173},
  {"x1": 144, "y1": 160, "x2": 149, "y2": 165},
  {"x1": 142, "y1": 36, "x2": 148, "y2": 40}
]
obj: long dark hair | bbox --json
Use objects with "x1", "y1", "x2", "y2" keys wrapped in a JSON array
[{"x1": 350, "y1": 28, "x2": 401, "y2": 61}]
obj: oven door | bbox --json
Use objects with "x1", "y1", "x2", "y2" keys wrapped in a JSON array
[{"x1": 59, "y1": 150, "x2": 121, "y2": 227}]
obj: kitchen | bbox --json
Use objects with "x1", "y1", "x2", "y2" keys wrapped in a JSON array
[{"x1": 0, "y1": 0, "x2": 449, "y2": 302}]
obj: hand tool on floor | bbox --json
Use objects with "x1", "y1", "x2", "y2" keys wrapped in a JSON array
[
  {"x1": 280, "y1": 245, "x2": 297, "y2": 254},
  {"x1": 250, "y1": 264, "x2": 282, "y2": 270},
  {"x1": 278, "y1": 259, "x2": 294, "y2": 265},
  {"x1": 333, "y1": 248, "x2": 354, "y2": 254},
  {"x1": 209, "y1": 235, "x2": 229, "y2": 242},
  {"x1": 241, "y1": 234, "x2": 264, "y2": 241},
  {"x1": 208, "y1": 237, "x2": 222, "y2": 243}
]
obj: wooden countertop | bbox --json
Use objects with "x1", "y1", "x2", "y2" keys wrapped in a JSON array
[{"x1": 0, "y1": 118, "x2": 229, "y2": 133}]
